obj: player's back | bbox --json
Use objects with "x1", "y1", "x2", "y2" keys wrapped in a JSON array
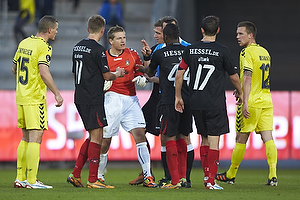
[
  {"x1": 183, "y1": 41, "x2": 237, "y2": 110},
  {"x1": 150, "y1": 43, "x2": 189, "y2": 105},
  {"x1": 13, "y1": 36, "x2": 51, "y2": 105},
  {"x1": 240, "y1": 44, "x2": 272, "y2": 108},
  {"x1": 73, "y1": 38, "x2": 108, "y2": 105}
]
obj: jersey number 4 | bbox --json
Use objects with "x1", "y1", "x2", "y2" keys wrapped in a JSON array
[{"x1": 193, "y1": 64, "x2": 215, "y2": 90}]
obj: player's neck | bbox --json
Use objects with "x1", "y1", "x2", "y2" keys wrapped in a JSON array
[
  {"x1": 36, "y1": 33, "x2": 48, "y2": 42},
  {"x1": 109, "y1": 48, "x2": 123, "y2": 56},
  {"x1": 201, "y1": 35, "x2": 216, "y2": 42}
]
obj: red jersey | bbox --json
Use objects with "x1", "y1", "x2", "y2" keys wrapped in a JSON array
[{"x1": 106, "y1": 48, "x2": 143, "y2": 96}]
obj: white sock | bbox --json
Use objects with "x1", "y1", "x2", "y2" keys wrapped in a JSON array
[
  {"x1": 187, "y1": 144, "x2": 194, "y2": 152},
  {"x1": 98, "y1": 151, "x2": 108, "y2": 180},
  {"x1": 136, "y1": 142, "x2": 151, "y2": 178}
]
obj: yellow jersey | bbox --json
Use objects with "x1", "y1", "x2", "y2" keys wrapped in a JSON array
[
  {"x1": 239, "y1": 43, "x2": 273, "y2": 108},
  {"x1": 13, "y1": 36, "x2": 52, "y2": 105},
  {"x1": 19, "y1": 0, "x2": 36, "y2": 23}
]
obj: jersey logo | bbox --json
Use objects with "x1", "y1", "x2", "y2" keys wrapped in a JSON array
[
  {"x1": 46, "y1": 55, "x2": 51, "y2": 62},
  {"x1": 125, "y1": 60, "x2": 129, "y2": 66}
]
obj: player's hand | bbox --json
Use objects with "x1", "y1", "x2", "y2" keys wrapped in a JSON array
[
  {"x1": 136, "y1": 64, "x2": 146, "y2": 73},
  {"x1": 175, "y1": 97, "x2": 184, "y2": 113},
  {"x1": 233, "y1": 89, "x2": 243, "y2": 105},
  {"x1": 132, "y1": 75, "x2": 148, "y2": 87},
  {"x1": 116, "y1": 67, "x2": 125, "y2": 77},
  {"x1": 242, "y1": 102, "x2": 250, "y2": 118},
  {"x1": 55, "y1": 94, "x2": 63, "y2": 107},
  {"x1": 141, "y1": 39, "x2": 152, "y2": 57}
]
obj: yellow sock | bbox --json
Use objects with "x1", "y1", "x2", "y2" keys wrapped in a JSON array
[
  {"x1": 227, "y1": 143, "x2": 246, "y2": 179},
  {"x1": 26, "y1": 143, "x2": 40, "y2": 184},
  {"x1": 16, "y1": 140, "x2": 28, "y2": 181},
  {"x1": 265, "y1": 140, "x2": 277, "y2": 179}
]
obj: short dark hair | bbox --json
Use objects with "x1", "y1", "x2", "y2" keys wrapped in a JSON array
[
  {"x1": 201, "y1": 15, "x2": 219, "y2": 36},
  {"x1": 107, "y1": 25, "x2": 125, "y2": 41},
  {"x1": 163, "y1": 23, "x2": 180, "y2": 40},
  {"x1": 154, "y1": 18, "x2": 163, "y2": 28},
  {"x1": 237, "y1": 21, "x2": 257, "y2": 38},
  {"x1": 87, "y1": 15, "x2": 106, "y2": 34},
  {"x1": 161, "y1": 16, "x2": 178, "y2": 25},
  {"x1": 38, "y1": 15, "x2": 58, "y2": 33}
]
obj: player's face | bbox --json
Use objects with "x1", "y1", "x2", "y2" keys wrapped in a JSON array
[
  {"x1": 49, "y1": 22, "x2": 58, "y2": 41},
  {"x1": 153, "y1": 26, "x2": 163, "y2": 44},
  {"x1": 110, "y1": 31, "x2": 126, "y2": 51},
  {"x1": 236, "y1": 26, "x2": 251, "y2": 47}
]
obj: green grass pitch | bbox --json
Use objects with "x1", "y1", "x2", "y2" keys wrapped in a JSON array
[{"x1": 1, "y1": 167, "x2": 299, "y2": 200}]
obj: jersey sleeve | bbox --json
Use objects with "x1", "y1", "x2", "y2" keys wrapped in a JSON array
[
  {"x1": 99, "y1": 50, "x2": 110, "y2": 73},
  {"x1": 148, "y1": 50, "x2": 160, "y2": 72},
  {"x1": 222, "y1": 47, "x2": 238, "y2": 75},
  {"x1": 240, "y1": 48, "x2": 253, "y2": 72},
  {"x1": 38, "y1": 43, "x2": 52, "y2": 67}
]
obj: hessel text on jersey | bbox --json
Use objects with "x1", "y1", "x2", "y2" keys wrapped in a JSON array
[
  {"x1": 189, "y1": 48, "x2": 219, "y2": 56},
  {"x1": 163, "y1": 50, "x2": 184, "y2": 57},
  {"x1": 73, "y1": 46, "x2": 91, "y2": 53}
]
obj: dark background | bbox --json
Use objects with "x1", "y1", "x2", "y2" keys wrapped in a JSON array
[{"x1": 177, "y1": 0, "x2": 300, "y2": 91}]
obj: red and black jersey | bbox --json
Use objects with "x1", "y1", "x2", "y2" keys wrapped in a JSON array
[
  {"x1": 149, "y1": 43, "x2": 189, "y2": 105},
  {"x1": 72, "y1": 38, "x2": 110, "y2": 105},
  {"x1": 179, "y1": 41, "x2": 237, "y2": 110},
  {"x1": 106, "y1": 48, "x2": 143, "y2": 96}
]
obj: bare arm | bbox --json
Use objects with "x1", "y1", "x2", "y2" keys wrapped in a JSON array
[
  {"x1": 229, "y1": 73, "x2": 243, "y2": 105},
  {"x1": 12, "y1": 63, "x2": 17, "y2": 77},
  {"x1": 242, "y1": 70, "x2": 252, "y2": 118},
  {"x1": 175, "y1": 69, "x2": 185, "y2": 113},
  {"x1": 103, "y1": 67, "x2": 125, "y2": 81},
  {"x1": 39, "y1": 64, "x2": 63, "y2": 107}
]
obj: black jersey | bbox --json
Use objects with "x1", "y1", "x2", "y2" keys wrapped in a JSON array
[
  {"x1": 72, "y1": 38, "x2": 110, "y2": 105},
  {"x1": 149, "y1": 43, "x2": 189, "y2": 105},
  {"x1": 180, "y1": 41, "x2": 237, "y2": 110}
]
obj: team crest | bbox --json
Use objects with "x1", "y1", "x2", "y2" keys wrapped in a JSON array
[
  {"x1": 46, "y1": 55, "x2": 51, "y2": 62},
  {"x1": 125, "y1": 60, "x2": 129, "y2": 66}
]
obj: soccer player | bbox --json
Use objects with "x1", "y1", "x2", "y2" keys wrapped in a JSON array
[
  {"x1": 13, "y1": 15, "x2": 64, "y2": 189},
  {"x1": 139, "y1": 23, "x2": 192, "y2": 189},
  {"x1": 215, "y1": 21, "x2": 278, "y2": 186},
  {"x1": 67, "y1": 15, "x2": 125, "y2": 189},
  {"x1": 175, "y1": 15, "x2": 243, "y2": 190},
  {"x1": 97, "y1": 25, "x2": 156, "y2": 188},
  {"x1": 156, "y1": 16, "x2": 195, "y2": 188}
]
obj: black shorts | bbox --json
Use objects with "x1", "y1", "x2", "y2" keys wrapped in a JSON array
[
  {"x1": 75, "y1": 104, "x2": 108, "y2": 131},
  {"x1": 192, "y1": 109, "x2": 229, "y2": 137},
  {"x1": 159, "y1": 104, "x2": 193, "y2": 137}
]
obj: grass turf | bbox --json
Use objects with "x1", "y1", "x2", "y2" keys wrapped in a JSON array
[{"x1": 1, "y1": 167, "x2": 299, "y2": 200}]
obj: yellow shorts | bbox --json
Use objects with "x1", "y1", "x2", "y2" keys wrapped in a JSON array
[
  {"x1": 17, "y1": 103, "x2": 48, "y2": 130},
  {"x1": 236, "y1": 105, "x2": 273, "y2": 133}
]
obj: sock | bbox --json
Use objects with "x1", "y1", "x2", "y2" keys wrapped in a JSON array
[
  {"x1": 227, "y1": 143, "x2": 246, "y2": 179},
  {"x1": 26, "y1": 142, "x2": 40, "y2": 184},
  {"x1": 16, "y1": 140, "x2": 28, "y2": 181},
  {"x1": 176, "y1": 139, "x2": 187, "y2": 180},
  {"x1": 200, "y1": 146, "x2": 209, "y2": 178},
  {"x1": 186, "y1": 144, "x2": 194, "y2": 182},
  {"x1": 207, "y1": 149, "x2": 219, "y2": 185},
  {"x1": 161, "y1": 146, "x2": 171, "y2": 180},
  {"x1": 88, "y1": 142, "x2": 101, "y2": 183},
  {"x1": 166, "y1": 140, "x2": 179, "y2": 185},
  {"x1": 98, "y1": 151, "x2": 108, "y2": 180},
  {"x1": 73, "y1": 139, "x2": 90, "y2": 178},
  {"x1": 265, "y1": 140, "x2": 277, "y2": 179},
  {"x1": 136, "y1": 142, "x2": 151, "y2": 178}
]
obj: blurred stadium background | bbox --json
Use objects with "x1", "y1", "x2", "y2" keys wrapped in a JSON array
[{"x1": 0, "y1": 0, "x2": 299, "y2": 169}]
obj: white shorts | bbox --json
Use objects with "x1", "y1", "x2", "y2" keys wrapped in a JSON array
[{"x1": 103, "y1": 91, "x2": 146, "y2": 138}]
